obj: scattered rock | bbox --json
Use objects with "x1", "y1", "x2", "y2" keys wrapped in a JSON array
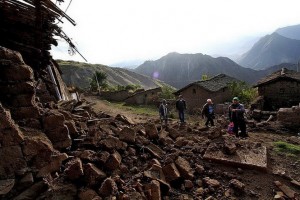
[
  {"x1": 98, "y1": 177, "x2": 118, "y2": 197},
  {"x1": 64, "y1": 158, "x2": 84, "y2": 180}
]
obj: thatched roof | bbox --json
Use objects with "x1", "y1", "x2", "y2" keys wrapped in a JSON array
[
  {"x1": 175, "y1": 74, "x2": 240, "y2": 95},
  {"x1": 253, "y1": 68, "x2": 300, "y2": 87}
]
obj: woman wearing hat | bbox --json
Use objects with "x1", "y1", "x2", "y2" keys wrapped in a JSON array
[{"x1": 228, "y1": 97, "x2": 248, "y2": 138}]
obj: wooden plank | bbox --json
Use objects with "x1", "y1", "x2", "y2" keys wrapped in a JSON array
[{"x1": 274, "y1": 181, "x2": 299, "y2": 199}]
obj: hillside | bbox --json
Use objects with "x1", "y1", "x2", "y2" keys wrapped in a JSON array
[
  {"x1": 276, "y1": 24, "x2": 300, "y2": 40},
  {"x1": 57, "y1": 60, "x2": 169, "y2": 90},
  {"x1": 134, "y1": 52, "x2": 262, "y2": 88},
  {"x1": 237, "y1": 33, "x2": 300, "y2": 70}
]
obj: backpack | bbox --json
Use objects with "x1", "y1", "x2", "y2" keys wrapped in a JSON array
[{"x1": 227, "y1": 122, "x2": 234, "y2": 135}]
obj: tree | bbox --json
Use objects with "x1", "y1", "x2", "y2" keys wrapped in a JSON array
[
  {"x1": 159, "y1": 86, "x2": 176, "y2": 100},
  {"x1": 90, "y1": 71, "x2": 107, "y2": 92},
  {"x1": 227, "y1": 81, "x2": 258, "y2": 105}
]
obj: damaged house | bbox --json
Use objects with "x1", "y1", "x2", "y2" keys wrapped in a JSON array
[
  {"x1": 124, "y1": 87, "x2": 162, "y2": 105},
  {"x1": 253, "y1": 68, "x2": 300, "y2": 110},
  {"x1": 174, "y1": 74, "x2": 240, "y2": 112}
]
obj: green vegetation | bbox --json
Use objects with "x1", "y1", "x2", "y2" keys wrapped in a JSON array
[
  {"x1": 155, "y1": 81, "x2": 176, "y2": 100},
  {"x1": 227, "y1": 81, "x2": 258, "y2": 105},
  {"x1": 160, "y1": 85, "x2": 176, "y2": 100},
  {"x1": 109, "y1": 84, "x2": 142, "y2": 92},
  {"x1": 201, "y1": 74, "x2": 209, "y2": 80},
  {"x1": 274, "y1": 141, "x2": 300, "y2": 157}
]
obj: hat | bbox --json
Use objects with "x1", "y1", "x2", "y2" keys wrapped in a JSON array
[{"x1": 233, "y1": 97, "x2": 239, "y2": 101}]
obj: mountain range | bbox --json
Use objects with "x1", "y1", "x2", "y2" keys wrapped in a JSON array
[
  {"x1": 133, "y1": 24, "x2": 300, "y2": 88},
  {"x1": 134, "y1": 53, "x2": 260, "y2": 88},
  {"x1": 134, "y1": 52, "x2": 300, "y2": 89},
  {"x1": 237, "y1": 32, "x2": 300, "y2": 69},
  {"x1": 58, "y1": 24, "x2": 300, "y2": 90}
]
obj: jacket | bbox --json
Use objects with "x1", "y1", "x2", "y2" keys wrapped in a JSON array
[
  {"x1": 159, "y1": 103, "x2": 168, "y2": 118},
  {"x1": 202, "y1": 103, "x2": 214, "y2": 117},
  {"x1": 176, "y1": 99, "x2": 186, "y2": 111},
  {"x1": 228, "y1": 103, "x2": 245, "y2": 121}
]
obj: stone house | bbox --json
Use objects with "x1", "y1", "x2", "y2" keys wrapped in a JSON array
[
  {"x1": 174, "y1": 74, "x2": 240, "y2": 113},
  {"x1": 125, "y1": 87, "x2": 162, "y2": 105},
  {"x1": 253, "y1": 68, "x2": 300, "y2": 110}
]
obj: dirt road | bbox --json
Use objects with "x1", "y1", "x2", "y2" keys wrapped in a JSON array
[{"x1": 84, "y1": 95, "x2": 157, "y2": 123}]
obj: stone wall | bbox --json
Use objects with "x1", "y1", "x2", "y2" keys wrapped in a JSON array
[
  {"x1": 0, "y1": 47, "x2": 74, "y2": 189},
  {"x1": 277, "y1": 106, "x2": 300, "y2": 130},
  {"x1": 101, "y1": 90, "x2": 131, "y2": 102}
]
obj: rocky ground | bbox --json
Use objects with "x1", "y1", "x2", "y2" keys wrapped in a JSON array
[
  {"x1": 87, "y1": 95, "x2": 300, "y2": 200},
  {"x1": 1, "y1": 94, "x2": 300, "y2": 200}
]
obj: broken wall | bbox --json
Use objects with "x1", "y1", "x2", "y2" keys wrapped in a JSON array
[{"x1": 277, "y1": 105, "x2": 300, "y2": 130}]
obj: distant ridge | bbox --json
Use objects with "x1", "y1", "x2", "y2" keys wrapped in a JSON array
[
  {"x1": 237, "y1": 32, "x2": 300, "y2": 70},
  {"x1": 276, "y1": 24, "x2": 300, "y2": 40}
]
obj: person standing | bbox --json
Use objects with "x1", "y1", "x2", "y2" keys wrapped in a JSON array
[
  {"x1": 202, "y1": 99, "x2": 215, "y2": 127},
  {"x1": 159, "y1": 99, "x2": 168, "y2": 126},
  {"x1": 228, "y1": 97, "x2": 248, "y2": 138},
  {"x1": 176, "y1": 95, "x2": 186, "y2": 123}
]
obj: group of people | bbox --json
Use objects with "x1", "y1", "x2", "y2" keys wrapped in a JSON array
[
  {"x1": 159, "y1": 95, "x2": 248, "y2": 138},
  {"x1": 159, "y1": 95, "x2": 186, "y2": 126}
]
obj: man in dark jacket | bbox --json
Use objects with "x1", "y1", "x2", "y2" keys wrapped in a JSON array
[
  {"x1": 228, "y1": 97, "x2": 248, "y2": 138},
  {"x1": 176, "y1": 95, "x2": 186, "y2": 123},
  {"x1": 159, "y1": 99, "x2": 168, "y2": 126},
  {"x1": 202, "y1": 99, "x2": 215, "y2": 127}
]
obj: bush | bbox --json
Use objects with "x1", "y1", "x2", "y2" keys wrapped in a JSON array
[
  {"x1": 227, "y1": 81, "x2": 258, "y2": 106},
  {"x1": 160, "y1": 86, "x2": 176, "y2": 100}
]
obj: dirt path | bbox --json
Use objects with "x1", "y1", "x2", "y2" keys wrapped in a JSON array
[{"x1": 84, "y1": 95, "x2": 156, "y2": 123}]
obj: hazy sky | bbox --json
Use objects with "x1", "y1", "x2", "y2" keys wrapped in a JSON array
[{"x1": 51, "y1": 0, "x2": 300, "y2": 66}]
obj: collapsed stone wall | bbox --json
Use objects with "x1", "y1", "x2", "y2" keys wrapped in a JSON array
[
  {"x1": 0, "y1": 47, "x2": 43, "y2": 128},
  {"x1": 0, "y1": 47, "x2": 76, "y2": 197}
]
